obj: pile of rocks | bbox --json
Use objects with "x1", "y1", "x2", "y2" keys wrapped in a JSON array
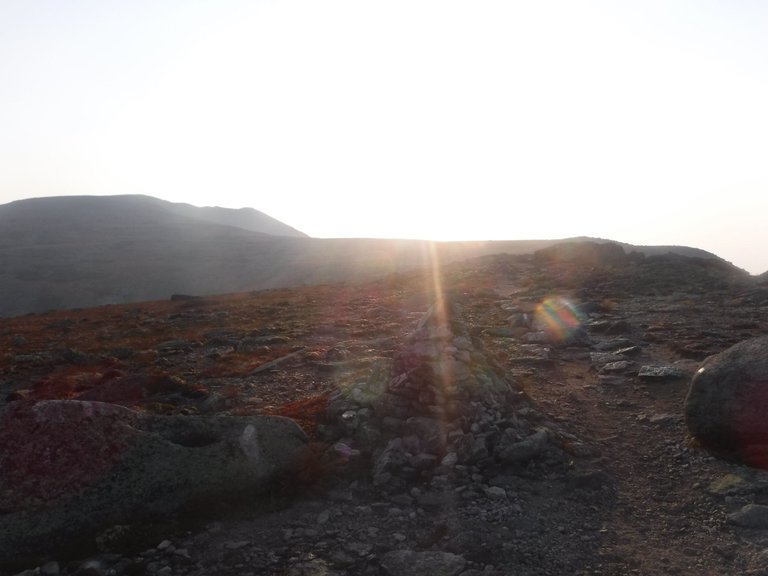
[{"x1": 324, "y1": 298, "x2": 567, "y2": 491}]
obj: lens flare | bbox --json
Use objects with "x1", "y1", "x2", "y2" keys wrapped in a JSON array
[{"x1": 535, "y1": 297, "x2": 585, "y2": 342}]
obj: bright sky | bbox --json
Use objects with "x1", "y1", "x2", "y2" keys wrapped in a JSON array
[{"x1": 2, "y1": 1, "x2": 768, "y2": 273}]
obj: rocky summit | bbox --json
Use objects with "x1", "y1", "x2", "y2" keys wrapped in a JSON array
[{"x1": 2, "y1": 242, "x2": 768, "y2": 575}]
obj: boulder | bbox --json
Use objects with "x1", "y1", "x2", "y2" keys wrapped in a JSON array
[
  {"x1": 685, "y1": 337, "x2": 768, "y2": 467},
  {"x1": 0, "y1": 400, "x2": 308, "y2": 567},
  {"x1": 729, "y1": 504, "x2": 768, "y2": 528},
  {"x1": 496, "y1": 428, "x2": 550, "y2": 463}
]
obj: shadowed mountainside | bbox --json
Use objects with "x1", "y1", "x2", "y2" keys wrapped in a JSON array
[
  {"x1": 0, "y1": 195, "x2": 741, "y2": 317},
  {"x1": 0, "y1": 195, "x2": 308, "y2": 238}
]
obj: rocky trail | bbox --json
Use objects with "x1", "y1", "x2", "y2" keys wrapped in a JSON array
[{"x1": 3, "y1": 244, "x2": 768, "y2": 575}]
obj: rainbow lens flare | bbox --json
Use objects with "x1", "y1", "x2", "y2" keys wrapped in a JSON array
[{"x1": 535, "y1": 297, "x2": 585, "y2": 342}]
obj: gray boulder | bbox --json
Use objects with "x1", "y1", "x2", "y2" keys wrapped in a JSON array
[
  {"x1": 729, "y1": 504, "x2": 768, "y2": 528},
  {"x1": 0, "y1": 400, "x2": 308, "y2": 567},
  {"x1": 685, "y1": 337, "x2": 768, "y2": 465},
  {"x1": 496, "y1": 428, "x2": 550, "y2": 463}
]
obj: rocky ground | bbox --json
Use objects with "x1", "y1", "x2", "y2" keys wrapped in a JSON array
[{"x1": 3, "y1": 245, "x2": 768, "y2": 575}]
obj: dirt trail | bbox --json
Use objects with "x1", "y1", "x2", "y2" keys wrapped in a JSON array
[{"x1": 482, "y1": 290, "x2": 749, "y2": 576}]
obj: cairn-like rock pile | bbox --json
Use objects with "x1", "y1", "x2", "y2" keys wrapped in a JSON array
[{"x1": 325, "y1": 298, "x2": 566, "y2": 491}]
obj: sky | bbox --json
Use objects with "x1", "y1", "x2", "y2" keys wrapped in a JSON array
[{"x1": 2, "y1": 1, "x2": 768, "y2": 274}]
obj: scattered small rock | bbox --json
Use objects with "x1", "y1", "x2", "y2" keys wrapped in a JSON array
[
  {"x1": 637, "y1": 365, "x2": 688, "y2": 381},
  {"x1": 380, "y1": 550, "x2": 466, "y2": 576},
  {"x1": 600, "y1": 360, "x2": 637, "y2": 374},
  {"x1": 484, "y1": 486, "x2": 507, "y2": 500},
  {"x1": 729, "y1": 504, "x2": 768, "y2": 528}
]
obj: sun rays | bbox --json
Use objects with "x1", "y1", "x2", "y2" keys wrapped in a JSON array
[{"x1": 422, "y1": 240, "x2": 452, "y2": 424}]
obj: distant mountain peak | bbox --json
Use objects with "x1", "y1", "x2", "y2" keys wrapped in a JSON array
[{"x1": 0, "y1": 195, "x2": 308, "y2": 238}]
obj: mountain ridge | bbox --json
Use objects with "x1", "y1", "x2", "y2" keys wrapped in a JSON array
[
  {"x1": 0, "y1": 195, "x2": 748, "y2": 317},
  {"x1": 0, "y1": 194, "x2": 308, "y2": 240}
]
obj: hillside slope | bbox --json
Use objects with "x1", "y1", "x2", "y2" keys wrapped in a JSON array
[{"x1": 1, "y1": 251, "x2": 767, "y2": 574}]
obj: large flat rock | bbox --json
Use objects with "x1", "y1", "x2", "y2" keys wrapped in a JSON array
[{"x1": 0, "y1": 400, "x2": 308, "y2": 567}]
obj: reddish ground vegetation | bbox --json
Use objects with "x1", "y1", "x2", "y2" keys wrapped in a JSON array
[
  {"x1": 261, "y1": 393, "x2": 331, "y2": 437},
  {"x1": 0, "y1": 265, "x2": 456, "y2": 424}
]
